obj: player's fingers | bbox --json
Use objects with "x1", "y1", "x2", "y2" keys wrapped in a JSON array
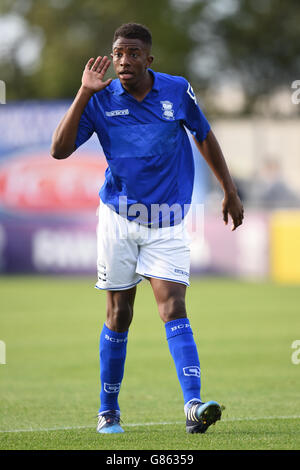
[
  {"x1": 85, "y1": 58, "x2": 95, "y2": 70},
  {"x1": 96, "y1": 57, "x2": 111, "y2": 75},
  {"x1": 91, "y1": 56, "x2": 102, "y2": 71},
  {"x1": 223, "y1": 208, "x2": 228, "y2": 225},
  {"x1": 231, "y1": 214, "x2": 244, "y2": 231},
  {"x1": 94, "y1": 56, "x2": 104, "y2": 72},
  {"x1": 94, "y1": 56, "x2": 108, "y2": 73},
  {"x1": 99, "y1": 58, "x2": 111, "y2": 75},
  {"x1": 102, "y1": 78, "x2": 113, "y2": 87}
]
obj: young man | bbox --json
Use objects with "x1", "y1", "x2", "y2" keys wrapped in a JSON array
[{"x1": 51, "y1": 23, "x2": 244, "y2": 434}]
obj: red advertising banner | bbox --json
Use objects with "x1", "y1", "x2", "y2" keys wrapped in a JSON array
[{"x1": 0, "y1": 102, "x2": 269, "y2": 278}]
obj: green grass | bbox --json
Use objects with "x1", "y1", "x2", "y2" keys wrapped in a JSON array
[{"x1": 0, "y1": 276, "x2": 300, "y2": 450}]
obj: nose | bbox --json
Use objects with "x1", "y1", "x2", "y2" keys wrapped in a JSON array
[{"x1": 120, "y1": 53, "x2": 130, "y2": 67}]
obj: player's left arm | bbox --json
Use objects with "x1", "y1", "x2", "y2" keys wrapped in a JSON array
[{"x1": 193, "y1": 130, "x2": 244, "y2": 231}]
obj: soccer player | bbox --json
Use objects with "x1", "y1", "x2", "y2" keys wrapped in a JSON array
[{"x1": 51, "y1": 23, "x2": 244, "y2": 434}]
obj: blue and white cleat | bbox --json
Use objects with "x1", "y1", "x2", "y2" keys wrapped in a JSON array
[
  {"x1": 185, "y1": 400, "x2": 223, "y2": 434},
  {"x1": 97, "y1": 410, "x2": 124, "y2": 434}
]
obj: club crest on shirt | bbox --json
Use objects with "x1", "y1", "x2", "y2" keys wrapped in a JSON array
[{"x1": 160, "y1": 100, "x2": 175, "y2": 120}]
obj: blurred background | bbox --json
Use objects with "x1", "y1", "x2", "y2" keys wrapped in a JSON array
[{"x1": 1, "y1": 0, "x2": 300, "y2": 284}]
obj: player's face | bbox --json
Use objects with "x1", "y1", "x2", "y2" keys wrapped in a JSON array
[{"x1": 111, "y1": 37, "x2": 153, "y2": 88}]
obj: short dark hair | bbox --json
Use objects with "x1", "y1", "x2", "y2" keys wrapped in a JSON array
[{"x1": 113, "y1": 23, "x2": 152, "y2": 47}]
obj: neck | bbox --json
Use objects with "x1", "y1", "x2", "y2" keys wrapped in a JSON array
[{"x1": 123, "y1": 69, "x2": 153, "y2": 101}]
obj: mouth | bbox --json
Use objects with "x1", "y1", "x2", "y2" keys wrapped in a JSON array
[{"x1": 118, "y1": 71, "x2": 134, "y2": 80}]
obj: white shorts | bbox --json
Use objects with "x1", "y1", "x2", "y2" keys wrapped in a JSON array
[{"x1": 95, "y1": 202, "x2": 191, "y2": 291}]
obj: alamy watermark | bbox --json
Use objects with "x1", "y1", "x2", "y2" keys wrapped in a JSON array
[
  {"x1": 98, "y1": 197, "x2": 205, "y2": 242},
  {"x1": 0, "y1": 340, "x2": 6, "y2": 364},
  {"x1": 291, "y1": 80, "x2": 300, "y2": 104},
  {"x1": 291, "y1": 340, "x2": 300, "y2": 365},
  {"x1": 0, "y1": 80, "x2": 6, "y2": 104}
]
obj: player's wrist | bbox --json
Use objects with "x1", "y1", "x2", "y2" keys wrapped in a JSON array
[
  {"x1": 79, "y1": 85, "x2": 95, "y2": 99},
  {"x1": 223, "y1": 185, "x2": 238, "y2": 198}
]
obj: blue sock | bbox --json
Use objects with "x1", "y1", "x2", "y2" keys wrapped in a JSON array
[
  {"x1": 165, "y1": 318, "x2": 201, "y2": 405},
  {"x1": 99, "y1": 324, "x2": 128, "y2": 413}
]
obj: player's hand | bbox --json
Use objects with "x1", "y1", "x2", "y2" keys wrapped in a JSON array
[
  {"x1": 222, "y1": 191, "x2": 244, "y2": 231},
  {"x1": 81, "y1": 56, "x2": 112, "y2": 94}
]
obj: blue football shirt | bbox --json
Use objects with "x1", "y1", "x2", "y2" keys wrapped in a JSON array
[{"x1": 75, "y1": 69, "x2": 210, "y2": 226}]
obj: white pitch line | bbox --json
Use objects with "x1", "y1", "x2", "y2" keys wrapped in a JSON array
[{"x1": 0, "y1": 415, "x2": 299, "y2": 434}]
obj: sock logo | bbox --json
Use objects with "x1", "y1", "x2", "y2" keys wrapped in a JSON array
[
  {"x1": 170, "y1": 323, "x2": 191, "y2": 332},
  {"x1": 104, "y1": 383, "x2": 121, "y2": 393},
  {"x1": 183, "y1": 366, "x2": 200, "y2": 378},
  {"x1": 105, "y1": 334, "x2": 127, "y2": 344}
]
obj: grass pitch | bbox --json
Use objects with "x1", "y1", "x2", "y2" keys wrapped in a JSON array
[{"x1": 0, "y1": 276, "x2": 299, "y2": 450}]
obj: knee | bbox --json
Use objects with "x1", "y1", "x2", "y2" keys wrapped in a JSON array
[
  {"x1": 106, "y1": 303, "x2": 133, "y2": 332},
  {"x1": 158, "y1": 296, "x2": 187, "y2": 323}
]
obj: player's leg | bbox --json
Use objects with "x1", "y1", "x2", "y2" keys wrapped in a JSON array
[
  {"x1": 97, "y1": 287, "x2": 136, "y2": 434},
  {"x1": 137, "y1": 219, "x2": 222, "y2": 433},
  {"x1": 95, "y1": 202, "x2": 142, "y2": 433},
  {"x1": 137, "y1": 221, "x2": 202, "y2": 407},
  {"x1": 106, "y1": 286, "x2": 137, "y2": 332},
  {"x1": 150, "y1": 278, "x2": 222, "y2": 433},
  {"x1": 150, "y1": 278, "x2": 202, "y2": 406},
  {"x1": 137, "y1": 220, "x2": 202, "y2": 407}
]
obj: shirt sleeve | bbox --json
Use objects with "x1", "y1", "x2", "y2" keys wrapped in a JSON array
[
  {"x1": 75, "y1": 98, "x2": 95, "y2": 149},
  {"x1": 180, "y1": 79, "x2": 210, "y2": 143}
]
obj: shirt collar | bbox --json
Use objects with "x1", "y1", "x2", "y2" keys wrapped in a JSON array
[
  {"x1": 113, "y1": 68, "x2": 159, "y2": 96},
  {"x1": 149, "y1": 69, "x2": 159, "y2": 92}
]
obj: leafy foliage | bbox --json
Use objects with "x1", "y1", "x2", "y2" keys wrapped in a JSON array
[{"x1": 1, "y1": 0, "x2": 300, "y2": 114}]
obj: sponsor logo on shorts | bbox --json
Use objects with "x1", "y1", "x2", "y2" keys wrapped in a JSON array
[
  {"x1": 174, "y1": 268, "x2": 189, "y2": 277},
  {"x1": 98, "y1": 263, "x2": 107, "y2": 282},
  {"x1": 104, "y1": 383, "x2": 121, "y2": 393},
  {"x1": 183, "y1": 366, "x2": 200, "y2": 378},
  {"x1": 105, "y1": 109, "x2": 129, "y2": 117},
  {"x1": 104, "y1": 334, "x2": 127, "y2": 344}
]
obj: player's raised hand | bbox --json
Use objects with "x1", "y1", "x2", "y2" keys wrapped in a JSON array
[
  {"x1": 81, "y1": 56, "x2": 112, "y2": 94},
  {"x1": 222, "y1": 192, "x2": 244, "y2": 231}
]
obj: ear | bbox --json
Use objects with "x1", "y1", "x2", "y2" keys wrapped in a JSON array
[
  {"x1": 110, "y1": 52, "x2": 113, "y2": 58},
  {"x1": 147, "y1": 55, "x2": 154, "y2": 67}
]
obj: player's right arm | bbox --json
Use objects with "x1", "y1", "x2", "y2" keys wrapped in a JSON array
[{"x1": 51, "y1": 56, "x2": 112, "y2": 159}]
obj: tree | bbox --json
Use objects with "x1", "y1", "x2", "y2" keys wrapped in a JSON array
[
  {"x1": 1, "y1": 0, "x2": 300, "y2": 115},
  {"x1": 208, "y1": 0, "x2": 300, "y2": 113},
  {"x1": 0, "y1": 0, "x2": 204, "y2": 101}
]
